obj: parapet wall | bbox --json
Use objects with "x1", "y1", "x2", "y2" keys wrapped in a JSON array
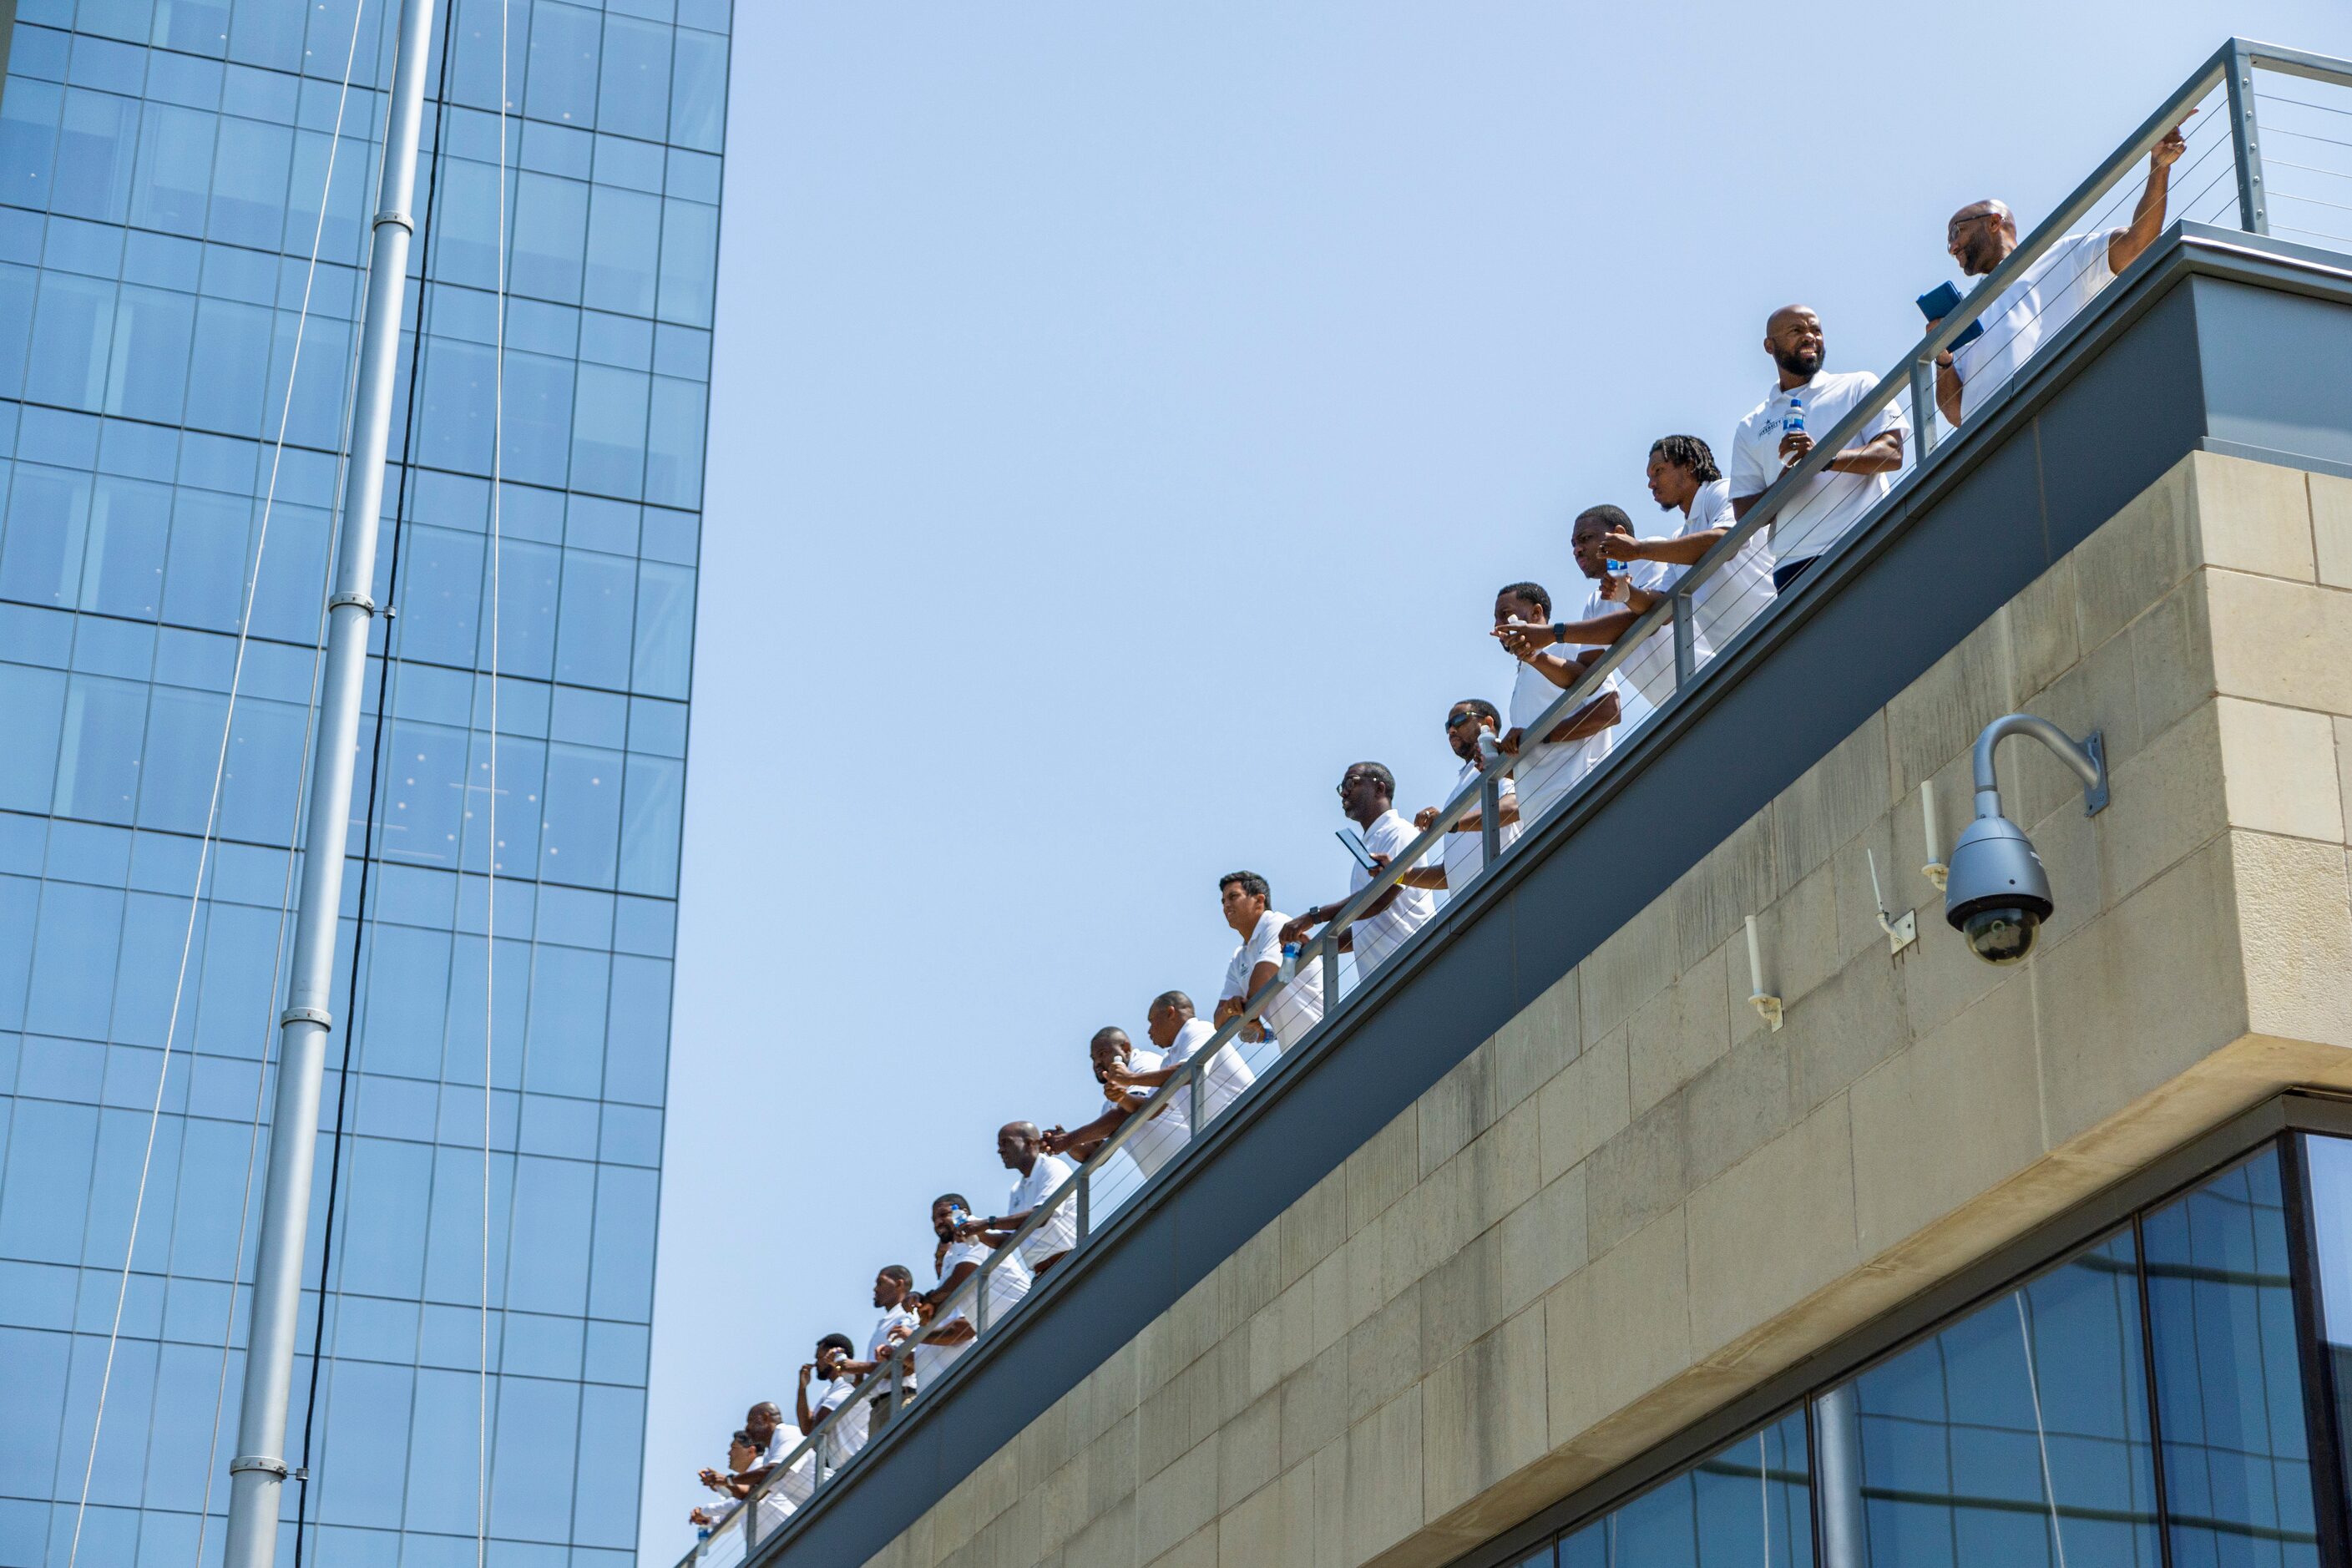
[{"x1": 849, "y1": 450, "x2": 2352, "y2": 1568}]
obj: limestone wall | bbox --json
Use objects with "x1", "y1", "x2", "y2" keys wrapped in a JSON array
[{"x1": 852, "y1": 453, "x2": 2352, "y2": 1568}]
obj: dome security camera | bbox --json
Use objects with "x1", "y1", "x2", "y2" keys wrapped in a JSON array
[
  {"x1": 1943, "y1": 715, "x2": 2107, "y2": 967},
  {"x1": 1944, "y1": 812, "x2": 2054, "y2": 964}
]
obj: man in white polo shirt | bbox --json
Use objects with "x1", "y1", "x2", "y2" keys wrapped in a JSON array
[
  {"x1": 1041, "y1": 1026, "x2": 1186, "y2": 1180},
  {"x1": 1601, "y1": 434, "x2": 1778, "y2": 674},
  {"x1": 954, "y1": 1121, "x2": 1080, "y2": 1276},
  {"x1": 830, "y1": 1265, "x2": 921, "y2": 1433},
  {"x1": 1490, "y1": 578, "x2": 1622, "y2": 827},
  {"x1": 1729, "y1": 305, "x2": 1907, "y2": 593},
  {"x1": 1932, "y1": 122, "x2": 2187, "y2": 426},
  {"x1": 1398, "y1": 699, "x2": 1520, "y2": 900},
  {"x1": 794, "y1": 1333, "x2": 867, "y2": 1475},
  {"x1": 928, "y1": 1190, "x2": 1031, "y2": 1347},
  {"x1": 1277, "y1": 761, "x2": 1436, "y2": 975},
  {"x1": 1212, "y1": 871, "x2": 1324, "y2": 1052},
  {"x1": 1100, "y1": 990, "x2": 1257, "y2": 1136}
]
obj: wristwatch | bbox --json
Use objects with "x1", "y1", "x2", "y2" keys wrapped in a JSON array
[{"x1": 1550, "y1": 620, "x2": 1570, "y2": 644}]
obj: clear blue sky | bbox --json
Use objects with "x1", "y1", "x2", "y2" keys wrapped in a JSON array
[{"x1": 640, "y1": 3, "x2": 2350, "y2": 1554}]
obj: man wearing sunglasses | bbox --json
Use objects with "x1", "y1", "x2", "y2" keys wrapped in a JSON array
[
  {"x1": 1388, "y1": 699, "x2": 1521, "y2": 900},
  {"x1": 1932, "y1": 121, "x2": 2188, "y2": 426},
  {"x1": 1277, "y1": 761, "x2": 1436, "y2": 974}
]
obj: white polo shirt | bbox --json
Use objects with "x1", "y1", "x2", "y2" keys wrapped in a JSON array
[
  {"x1": 1161, "y1": 1015, "x2": 1256, "y2": 1126},
  {"x1": 1730, "y1": 369, "x2": 1906, "y2": 570},
  {"x1": 1443, "y1": 752, "x2": 1520, "y2": 895},
  {"x1": 909, "y1": 1333, "x2": 961, "y2": 1389},
  {"x1": 773, "y1": 1447, "x2": 815, "y2": 1506},
  {"x1": 1646, "y1": 479, "x2": 1768, "y2": 676},
  {"x1": 1220, "y1": 909, "x2": 1325, "y2": 1050},
  {"x1": 867, "y1": 1303, "x2": 919, "y2": 1392},
  {"x1": 939, "y1": 1236, "x2": 1032, "y2": 1331},
  {"x1": 1109, "y1": 1045, "x2": 1186, "y2": 1179},
  {"x1": 1509, "y1": 582, "x2": 1619, "y2": 825},
  {"x1": 1348, "y1": 808, "x2": 1435, "y2": 973},
  {"x1": 814, "y1": 1378, "x2": 867, "y2": 1471},
  {"x1": 1953, "y1": 230, "x2": 2117, "y2": 422},
  {"x1": 1008, "y1": 1152, "x2": 1079, "y2": 1267}
]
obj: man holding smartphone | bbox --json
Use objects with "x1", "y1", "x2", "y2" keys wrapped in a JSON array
[{"x1": 1278, "y1": 761, "x2": 1436, "y2": 974}]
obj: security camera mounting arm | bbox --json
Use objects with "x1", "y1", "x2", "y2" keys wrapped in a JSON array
[{"x1": 1970, "y1": 712, "x2": 2108, "y2": 820}]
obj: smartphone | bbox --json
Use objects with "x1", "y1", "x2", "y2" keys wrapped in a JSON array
[
  {"x1": 1335, "y1": 828, "x2": 1378, "y2": 873},
  {"x1": 1916, "y1": 281, "x2": 1985, "y2": 348}
]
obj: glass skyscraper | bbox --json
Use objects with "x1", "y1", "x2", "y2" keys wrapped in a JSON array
[{"x1": 0, "y1": 0, "x2": 726, "y2": 1563}]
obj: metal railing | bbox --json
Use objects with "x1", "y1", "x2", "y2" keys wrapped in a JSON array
[{"x1": 675, "y1": 38, "x2": 2352, "y2": 1565}]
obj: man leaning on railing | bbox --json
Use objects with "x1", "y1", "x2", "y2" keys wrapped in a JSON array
[
  {"x1": 1729, "y1": 305, "x2": 1907, "y2": 593},
  {"x1": 827, "y1": 1266, "x2": 920, "y2": 1434},
  {"x1": 1397, "y1": 700, "x2": 1520, "y2": 898},
  {"x1": 1042, "y1": 1026, "x2": 1186, "y2": 1176},
  {"x1": 1932, "y1": 121, "x2": 2188, "y2": 426},
  {"x1": 1277, "y1": 762, "x2": 1436, "y2": 974},
  {"x1": 1603, "y1": 435, "x2": 1778, "y2": 666},
  {"x1": 929, "y1": 1189, "x2": 1033, "y2": 1335},
  {"x1": 1491, "y1": 579, "x2": 1621, "y2": 827},
  {"x1": 1100, "y1": 989, "x2": 1257, "y2": 1128},
  {"x1": 955, "y1": 1121, "x2": 1080, "y2": 1276},
  {"x1": 1211, "y1": 871, "x2": 1325, "y2": 1050}
]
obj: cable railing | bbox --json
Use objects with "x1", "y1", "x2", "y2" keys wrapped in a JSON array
[{"x1": 677, "y1": 38, "x2": 2352, "y2": 1565}]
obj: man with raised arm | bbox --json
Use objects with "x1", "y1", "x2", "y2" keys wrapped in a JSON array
[
  {"x1": 1394, "y1": 699, "x2": 1520, "y2": 899},
  {"x1": 794, "y1": 1332, "x2": 867, "y2": 1472},
  {"x1": 1933, "y1": 122, "x2": 2188, "y2": 426},
  {"x1": 1211, "y1": 871, "x2": 1324, "y2": 1052},
  {"x1": 954, "y1": 1120, "x2": 1080, "y2": 1276},
  {"x1": 1042, "y1": 1025, "x2": 1185, "y2": 1179},
  {"x1": 1277, "y1": 761, "x2": 1437, "y2": 974},
  {"x1": 1728, "y1": 306, "x2": 1907, "y2": 593},
  {"x1": 1489, "y1": 578, "x2": 1623, "y2": 827}
]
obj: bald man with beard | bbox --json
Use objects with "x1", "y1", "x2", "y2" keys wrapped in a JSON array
[
  {"x1": 1727, "y1": 304, "x2": 1907, "y2": 594},
  {"x1": 953, "y1": 1120, "x2": 1080, "y2": 1276},
  {"x1": 1932, "y1": 122, "x2": 2188, "y2": 427}
]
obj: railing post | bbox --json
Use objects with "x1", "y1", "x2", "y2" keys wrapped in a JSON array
[
  {"x1": 1075, "y1": 1171, "x2": 1090, "y2": 1239},
  {"x1": 1320, "y1": 939, "x2": 1342, "y2": 1010},
  {"x1": 976, "y1": 1260, "x2": 991, "y2": 1332},
  {"x1": 1909, "y1": 357, "x2": 1939, "y2": 459},
  {"x1": 742, "y1": 1486, "x2": 760, "y2": 1552},
  {"x1": 1671, "y1": 589, "x2": 1696, "y2": 690},
  {"x1": 1479, "y1": 772, "x2": 1502, "y2": 867},
  {"x1": 2226, "y1": 40, "x2": 2269, "y2": 234},
  {"x1": 888, "y1": 1349, "x2": 903, "y2": 1420},
  {"x1": 1187, "y1": 1059, "x2": 1203, "y2": 1136}
]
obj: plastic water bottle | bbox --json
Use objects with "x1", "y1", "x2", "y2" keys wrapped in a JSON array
[
  {"x1": 1781, "y1": 393, "x2": 1806, "y2": 454},
  {"x1": 1277, "y1": 943, "x2": 1300, "y2": 982}
]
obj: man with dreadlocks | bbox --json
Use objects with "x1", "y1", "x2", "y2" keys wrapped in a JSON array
[{"x1": 1591, "y1": 433, "x2": 1779, "y2": 700}]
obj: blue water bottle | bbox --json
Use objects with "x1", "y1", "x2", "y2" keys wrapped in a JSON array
[
  {"x1": 1277, "y1": 943, "x2": 1300, "y2": 983},
  {"x1": 1781, "y1": 393, "x2": 1806, "y2": 458}
]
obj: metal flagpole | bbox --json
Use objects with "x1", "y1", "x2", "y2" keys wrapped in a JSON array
[{"x1": 220, "y1": 0, "x2": 440, "y2": 1562}]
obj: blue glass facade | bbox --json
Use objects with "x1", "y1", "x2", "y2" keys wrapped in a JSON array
[
  {"x1": 1494, "y1": 1138, "x2": 2352, "y2": 1568},
  {"x1": 0, "y1": 0, "x2": 724, "y2": 1562}
]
